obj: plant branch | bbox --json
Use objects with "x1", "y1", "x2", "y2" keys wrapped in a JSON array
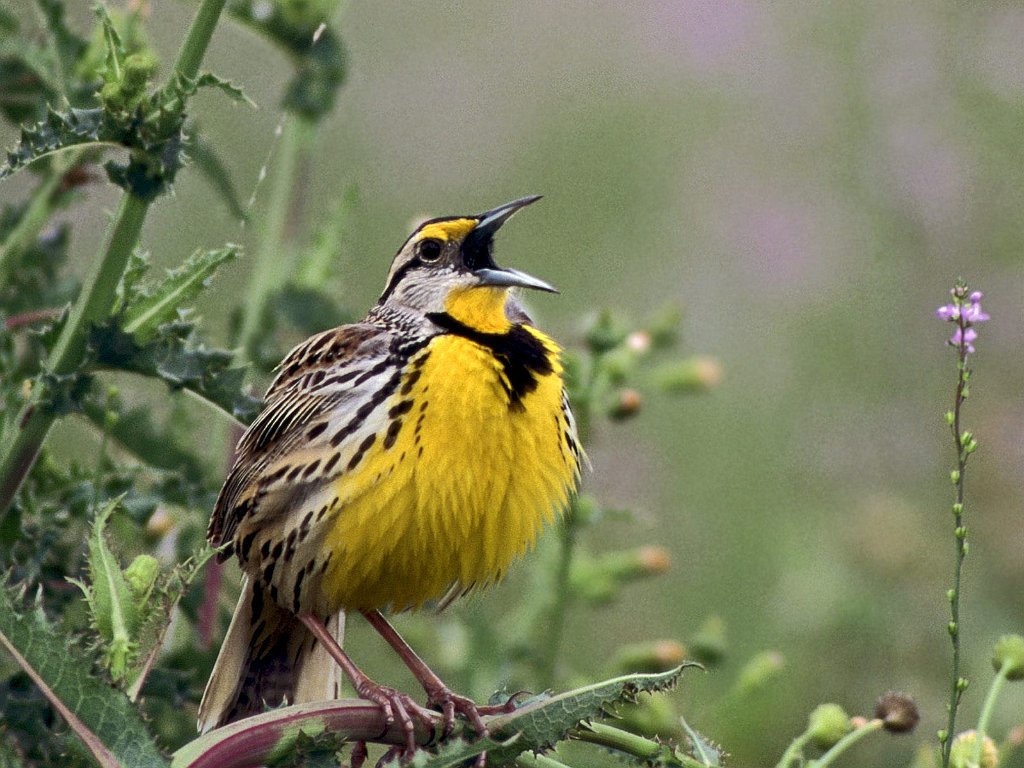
[
  {"x1": 0, "y1": 0, "x2": 230, "y2": 514},
  {"x1": 942, "y1": 315, "x2": 971, "y2": 767},
  {"x1": 973, "y1": 663, "x2": 1009, "y2": 768}
]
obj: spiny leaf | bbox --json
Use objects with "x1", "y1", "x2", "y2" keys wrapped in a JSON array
[
  {"x1": 90, "y1": 320, "x2": 262, "y2": 425},
  {"x1": 1, "y1": 106, "x2": 120, "y2": 180},
  {"x1": 0, "y1": 578, "x2": 169, "y2": 768},
  {"x1": 679, "y1": 716, "x2": 721, "y2": 767},
  {"x1": 68, "y1": 496, "x2": 140, "y2": 682},
  {"x1": 481, "y1": 667, "x2": 691, "y2": 764},
  {"x1": 95, "y1": 3, "x2": 126, "y2": 86},
  {"x1": 183, "y1": 72, "x2": 255, "y2": 108},
  {"x1": 118, "y1": 245, "x2": 240, "y2": 342}
]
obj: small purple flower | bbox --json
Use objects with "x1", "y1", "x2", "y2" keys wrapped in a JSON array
[
  {"x1": 951, "y1": 326, "x2": 978, "y2": 353},
  {"x1": 937, "y1": 283, "x2": 989, "y2": 354}
]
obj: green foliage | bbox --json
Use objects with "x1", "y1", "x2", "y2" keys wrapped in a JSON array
[
  {"x1": 227, "y1": 0, "x2": 346, "y2": 119},
  {"x1": 116, "y1": 246, "x2": 239, "y2": 342},
  {"x1": 0, "y1": 579, "x2": 168, "y2": 768}
]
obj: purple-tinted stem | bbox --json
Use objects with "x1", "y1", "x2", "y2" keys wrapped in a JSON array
[{"x1": 173, "y1": 700, "x2": 436, "y2": 768}]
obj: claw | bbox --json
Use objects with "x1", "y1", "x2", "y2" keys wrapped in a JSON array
[
  {"x1": 356, "y1": 679, "x2": 438, "y2": 754},
  {"x1": 427, "y1": 686, "x2": 490, "y2": 739}
]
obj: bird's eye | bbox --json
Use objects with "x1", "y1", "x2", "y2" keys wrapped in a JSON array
[{"x1": 417, "y1": 238, "x2": 443, "y2": 263}]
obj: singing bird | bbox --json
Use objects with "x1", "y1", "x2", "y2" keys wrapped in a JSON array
[{"x1": 198, "y1": 196, "x2": 584, "y2": 749}]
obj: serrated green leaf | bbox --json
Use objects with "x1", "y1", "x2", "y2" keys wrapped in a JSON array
[
  {"x1": 482, "y1": 667, "x2": 691, "y2": 764},
  {"x1": 0, "y1": 578, "x2": 169, "y2": 768},
  {"x1": 187, "y1": 72, "x2": 256, "y2": 108},
  {"x1": 74, "y1": 496, "x2": 142, "y2": 682},
  {"x1": 679, "y1": 716, "x2": 721, "y2": 767},
  {"x1": 0, "y1": 105, "x2": 132, "y2": 180},
  {"x1": 95, "y1": 3, "x2": 126, "y2": 85},
  {"x1": 90, "y1": 320, "x2": 262, "y2": 425},
  {"x1": 120, "y1": 245, "x2": 240, "y2": 342}
]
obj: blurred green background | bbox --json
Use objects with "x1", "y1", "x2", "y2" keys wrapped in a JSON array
[{"x1": 3, "y1": 1, "x2": 1024, "y2": 765}]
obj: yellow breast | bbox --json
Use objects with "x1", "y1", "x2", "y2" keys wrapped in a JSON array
[{"x1": 321, "y1": 327, "x2": 578, "y2": 611}]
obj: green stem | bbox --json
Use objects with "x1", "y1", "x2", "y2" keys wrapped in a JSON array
[
  {"x1": 809, "y1": 719, "x2": 883, "y2": 768},
  {"x1": 235, "y1": 115, "x2": 314, "y2": 366},
  {"x1": 0, "y1": 0, "x2": 228, "y2": 514},
  {"x1": 774, "y1": 732, "x2": 811, "y2": 768},
  {"x1": 0, "y1": 152, "x2": 79, "y2": 286},
  {"x1": 973, "y1": 664, "x2": 1008, "y2": 768},
  {"x1": 573, "y1": 722, "x2": 662, "y2": 760},
  {"x1": 537, "y1": 497, "x2": 579, "y2": 688},
  {"x1": 943, "y1": 324, "x2": 971, "y2": 767}
]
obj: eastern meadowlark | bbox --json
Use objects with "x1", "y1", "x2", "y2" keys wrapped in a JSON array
[{"x1": 197, "y1": 196, "x2": 584, "y2": 749}]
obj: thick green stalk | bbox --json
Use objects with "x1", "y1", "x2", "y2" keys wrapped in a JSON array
[
  {"x1": 235, "y1": 115, "x2": 315, "y2": 365},
  {"x1": 0, "y1": 0, "x2": 228, "y2": 514}
]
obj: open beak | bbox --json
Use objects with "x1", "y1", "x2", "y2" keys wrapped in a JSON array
[{"x1": 465, "y1": 195, "x2": 559, "y2": 294}]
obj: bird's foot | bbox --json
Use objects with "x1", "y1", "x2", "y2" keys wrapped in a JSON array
[{"x1": 355, "y1": 678, "x2": 439, "y2": 757}]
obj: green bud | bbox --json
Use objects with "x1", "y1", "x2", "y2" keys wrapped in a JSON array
[
  {"x1": 124, "y1": 555, "x2": 160, "y2": 600},
  {"x1": 963, "y1": 541, "x2": 969, "y2": 555},
  {"x1": 600, "y1": 348, "x2": 636, "y2": 385},
  {"x1": 585, "y1": 310, "x2": 629, "y2": 354},
  {"x1": 735, "y1": 650, "x2": 784, "y2": 695},
  {"x1": 611, "y1": 639, "x2": 687, "y2": 674},
  {"x1": 952, "y1": 502, "x2": 963, "y2": 516},
  {"x1": 652, "y1": 356, "x2": 722, "y2": 395},
  {"x1": 992, "y1": 634, "x2": 1024, "y2": 680},
  {"x1": 646, "y1": 304, "x2": 683, "y2": 349},
  {"x1": 950, "y1": 470, "x2": 961, "y2": 485},
  {"x1": 960, "y1": 431, "x2": 973, "y2": 445},
  {"x1": 946, "y1": 589, "x2": 955, "y2": 602},
  {"x1": 689, "y1": 615, "x2": 727, "y2": 667},
  {"x1": 949, "y1": 622, "x2": 958, "y2": 636},
  {"x1": 964, "y1": 439, "x2": 978, "y2": 454},
  {"x1": 122, "y1": 52, "x2": 157, "y2": 91},
  {"x1": 944, "y1": 411, "x2": 955, "y2": 425},
  {"x1": 955, "y1": 526, "x2": 967, "y2": 540},
  {"x1": 938, "y1": 729, "x2": 949, "y2": 744},
  {"x1": 949, "y1": 730, "x2": 998, "y2": 768},
  {"x1": 956, "y1": 677, "x2": 969, "y2": 692},
  {"x1": 806, "y1": 703, "x2": 852, "y2": 749}
]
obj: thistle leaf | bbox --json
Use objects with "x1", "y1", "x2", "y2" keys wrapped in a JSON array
[
  {"x1": 119, "y1": 245, "x2": 240, "y2": 342},
  {"x1": 90, "y1": 320, "x2": 262, "y2": 425},
  {"x1": 71, "y1": 496, "x2": 141, "y2": 681},
  {"x1": 1, "y1": 106, "x2": 122, "y2": 180},
  {"x1": 0, "y1": 578, "x2": 168, "y2": 768}
]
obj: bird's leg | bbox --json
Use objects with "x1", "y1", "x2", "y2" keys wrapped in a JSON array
[
  {"x1": 361, "y1": 609, "x2": 494, "y2": 740},
  {"x1": 297, "y1": 614, "x2": 438, "y2": 756}
]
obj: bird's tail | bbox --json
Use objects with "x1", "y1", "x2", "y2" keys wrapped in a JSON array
[{"x1": 197, "y1": 576, "x2": 344, "y2": 733}]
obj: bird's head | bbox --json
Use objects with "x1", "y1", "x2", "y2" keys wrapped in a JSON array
[{"x1": 378, "y1": 196, "x2": 556, "y2": 330}]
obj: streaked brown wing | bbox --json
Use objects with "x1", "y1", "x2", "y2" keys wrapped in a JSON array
[{"x1": 208, "y1": 322, "x2": 390, "y2": 550}]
